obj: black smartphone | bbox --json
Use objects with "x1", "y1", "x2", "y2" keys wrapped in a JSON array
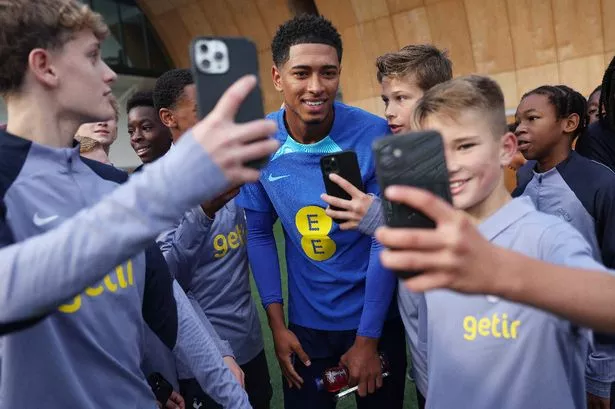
[
  {"x1": 373, "y1": 130, "x2": 452, "y2": 229},
  {"x1": 190, "y1": 36, "x2": 269, "y2": 169},
  {"x1": 147, "y1": 372, "x2": 173, "y2": 405},
  {"x1": 320, "y1": 151, "x2": 365, "y2": 224}
]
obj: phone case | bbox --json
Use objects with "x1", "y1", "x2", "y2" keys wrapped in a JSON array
[
  {"x1": 189, "y1": 36, "x2": 268, "y2": 169},
  {"x1": 320, "y1": 151, "x2": 364, "y2": 224},
  {"x1": 373, "y1": 130, "x2": 452, "y2": 229}
]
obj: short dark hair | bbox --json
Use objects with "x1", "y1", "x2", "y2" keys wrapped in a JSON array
[
  {"x1": 126, "y1": 90, "x2": 154, "y2": 114},
  {"x1": 522, "y1": 85, "x2": 588, "y2": 138},
  {"x1": 271, "y1": 14, "x2": 342, "y2": 67},
  {"x1": 376, "y1": 44, "x2": 453, "y2": 91},
  {"x1": 589, "y1": 85, "x2": 602, "y2": 100},
  {"x1": 153, "y1": 68, "x2": 194, "y2": 112}
]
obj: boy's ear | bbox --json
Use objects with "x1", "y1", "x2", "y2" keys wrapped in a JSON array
[
  {"x1": 562, "y1": 113, "x2": 580, "y2": 134},
  {"x1": 159, "y1": 108, "x2": 176, "y2": 129},
  {"x1": 499, "y1": 131, "x2": 517, "y2": 167}
]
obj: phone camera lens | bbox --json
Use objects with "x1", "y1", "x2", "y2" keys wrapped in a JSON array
[
  {"x1": 201, "y1": 59, "x2": 211, "y2": 69},
  {"x1": 214, "y1": 51, "x2": 224, "y2": 61},
  {"x1": 393, "y1": 148, "x2": 402, "y2": 158},
  {"x1": 200, "y1": 43, "x2": 209, "y2": 54}
]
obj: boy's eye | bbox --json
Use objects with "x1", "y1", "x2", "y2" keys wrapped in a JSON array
[
  {"x1": 294, "y1": 71, "x2": 308, "y2": 78},
  {"x1": 459, "y1": 143, "x2": 476, "y2": 151}
]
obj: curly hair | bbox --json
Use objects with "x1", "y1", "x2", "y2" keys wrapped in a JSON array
[
  {"x1": 271, "y1": 14, "x2": 342, "y2": 66},
  {"x1": 126, "y1": 90, "x2": 154, "y2": 114},
  {"x1": 153, "y1": 69, "x2": 194, "y2": 112}
]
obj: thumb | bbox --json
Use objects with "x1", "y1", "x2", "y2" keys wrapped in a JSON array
[{"x1": 292, "y1": 342, "x2": 311, "y2": 367}]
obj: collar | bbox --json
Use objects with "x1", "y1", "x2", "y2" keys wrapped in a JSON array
[{"x1": 478, "y1": 196, "x2": 536, "y2": 241}]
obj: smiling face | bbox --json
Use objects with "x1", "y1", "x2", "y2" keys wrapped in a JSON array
[
  {"x1": 380, "y1": 75, "x2": 424, "y2": 134},
  {"x1": 272, "y1": 43, "x2": 340, "y2": 128},
  {"x1": 424, "y1": 110, "x2": 516, "y2": 220},
  {"x1": 128, "y1": 105, "x2": 171, "y2": 163}
]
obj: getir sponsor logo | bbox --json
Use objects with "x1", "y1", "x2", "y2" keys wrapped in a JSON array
[{"x1": 463, "y1": 313, "x2": 521, "y2": 341}]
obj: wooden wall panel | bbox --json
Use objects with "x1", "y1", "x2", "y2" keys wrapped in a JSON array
[
  {"x1": 392, "y1": 7, "x2": 432, "y2": 47},
  {"x1": 601, "y1": 0, "x2": 615, "y2": 53},
  {"x1": 226, "y1": 0, "x2": 271, "y2": 51},
  {"x1": 386, "y1": 0, "x2": 425, "y2": 14},
  {"x1": 552, "y1": 0, "x2": 603, "y2": 61},
  {"x1": 464, "y1": 0, "x2": 515, "y2": 74},
  {"x1": 516, "y1": 63, "x2": 559, "y2": 98},
  {"x1": 506, "y1": 0, "x2": 556, "y2": 69},
  {"x1": 559, "y1": 54, "x2": 605, "y2": 96},
  {"x1": 350, "y1": 0, "x2": 391, "y2": 22},
  {"x1": 138, "y1": 0, "x2": 612, "y2": 116},
  {"x1": 313, "y1": 0, "x2": 358, "y2": 30},
  {"x1": 425, "y1": 0, "x2": 475, "y2": 75}
]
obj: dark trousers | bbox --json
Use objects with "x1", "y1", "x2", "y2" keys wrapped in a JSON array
[
  {"x1": 282, "y1": 317, "x2": 407, "y2": 409},
  {"x1": 416, "y1": 387, "x2": 426, "y2": 409},
  {"x1": 180, "y1": 349, "x2": 272, "y2": 409}
]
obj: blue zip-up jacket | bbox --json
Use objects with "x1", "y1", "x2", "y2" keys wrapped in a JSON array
[
  {"x1": 0, "y1": 129, "x2": 250, "y2": 408},
  {"x1": 514, "y1": 151, "x2": 615, "y2": 397}
]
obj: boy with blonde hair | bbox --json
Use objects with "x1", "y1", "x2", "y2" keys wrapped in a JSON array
[{"x1": 407, "y1": 75, "x2": 605, "y2": 409}]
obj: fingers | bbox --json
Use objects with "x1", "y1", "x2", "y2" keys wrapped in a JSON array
[
  {"x1": 329, "y1": 173, "x2": 361, "y2": 196},
  {"x1": 375, "y1": 226, "x2": 447, "y2": 251},
  {"x1": 385, "y1": 186, "x2": 456, "y2": 225},
  {"x1": 402, "y1": 271, "x2": 455, "y2": 292},
  {"x1": 379, "y1": 248, "x2": 454, "y2": 272},
  {"x1": 227, "y1": 138, "x2": 280, "y2": 167},
  {"x1": 321, "y1": 193, "x2": 352, "y2": 210},
  {"x1": 210, "y1": 75, "x2": 258, "y2": 121},
  {"x1": 292, "y1": 343, "x2": 311, "y2": 367},
  {"x1": 279, "y1": 354, "x2": 303, "y2": 389},
  {"x1": 231, "y1": 119, "x2": 277, "y2": 145},
  {"x1": 324, "y1": 206, "x2": 356, "y2": 222}
]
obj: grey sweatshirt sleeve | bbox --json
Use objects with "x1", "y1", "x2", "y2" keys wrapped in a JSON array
[
  {"x1": 171, "y1": 281, "x2": 250, "y2": 408},
  {"x1": 0, "y1": 132, "x2": 230, "y2": 331},
  {"x1": 357, "y1": 195, "x2": 385, "y2": 236},
  {"x1": 187, "y1": 293, "x2": 234, "y2": 360}
]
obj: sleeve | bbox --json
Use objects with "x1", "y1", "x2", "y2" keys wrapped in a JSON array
[
  {"x1": 357, "y1": 176, "x2": 397, "y2": 338},
  {"x1": 140, "y1": 244, "x2": 248, "y2": 407},
  {"x1": 357, "y1": 195, "x2": 385, "y2": 236},
  {"x1": 244, "y1": 208, "x2": 284, "y2": 309},
  {"x1": 0, "y1": 131, "x2": 231, "y2": 334},
  {"x1": 237, "y1": 179, "x2": 275, "y2": 213},
  {"x1": 538, "y1": 221, "x2": 615, "y2": 399},
  {"x1": 593, "y1": 184, "x2": 615, "y2": 269},
  {"x1": 158, "y1": 207, "x2": 214, "y2": 290}
]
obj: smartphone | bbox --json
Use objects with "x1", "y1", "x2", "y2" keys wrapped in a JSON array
[
  {"x1": 190, "y1": 36, "x2": 269, "y2": 169},
  {"x1": 320, "y1": 151, "x2": 365, "y2": 224},
  {"x1": 373, "y1": 130, "x2": 452, "y2": 229}
]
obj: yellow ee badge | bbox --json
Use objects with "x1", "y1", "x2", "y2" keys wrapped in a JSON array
[{"x1": 295, "y1": 206, "x2": 336, "y2": 261}]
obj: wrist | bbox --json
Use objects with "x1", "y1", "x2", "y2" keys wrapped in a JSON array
[{"x1": 353, "y1": 335, "x2": 379, "y2": 350}]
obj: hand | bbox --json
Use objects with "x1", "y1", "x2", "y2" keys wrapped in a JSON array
[
  {"x1": 375, "y1": 186, "x2": 503, "y2": 295},
  {"x1": 164, "y1": 391, "x2": 185, "y2": 409},
  {"x1": 191, "y1": 75, "x2": 279, "y2": 186},
  {"x1": 587, "y1": 393, "x2": 610, "y2": 409},
  {"x1": 223, "y1": 356, "x2": 245, "y2": 388},
  {"x1": 201, "y1": 187, "x2": 240, "y2": 218},
  {"x1": 340, "y1": 336, "x2": 382, "y2": 397},
  {"x1": 321, "y1": 173, "x2": 374, "y2": 230},
  {"x1": 272, "y1": 327, "x2": 311, "y2": 389}
]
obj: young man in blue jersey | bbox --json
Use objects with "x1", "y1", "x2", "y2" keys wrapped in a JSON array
[
  {"x1": 320, "y1": 44, "x2": 453, "y2": 409},
  {"x1": 0, "y1": 1, "x2": 279, "y2": 407},
  {"x1": 383, "y1": 75, "x2": 606, "y2": 409},
  {"x1": 152, "y1": 67, "x2": 273, "y2": 409},
  {"x1": 238, "y1": 14, "x2": 406, "y2": 409}
]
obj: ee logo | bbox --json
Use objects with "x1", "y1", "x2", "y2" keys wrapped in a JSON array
[{"x1": 295, "y1": 206, "x2": 336, "y2": 261}]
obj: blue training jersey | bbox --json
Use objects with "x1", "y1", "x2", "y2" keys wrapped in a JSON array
[{"x1": 238, "y1": 102, "x2": 391, "y2": 332}]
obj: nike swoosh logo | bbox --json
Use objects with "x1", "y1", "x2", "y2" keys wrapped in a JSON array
[
  {"x1": 33, "y1": 213, "x2": 59, "y2": 227},
  {"x1": 268, "y1": 174, "x2": 290, "y2": 182}
]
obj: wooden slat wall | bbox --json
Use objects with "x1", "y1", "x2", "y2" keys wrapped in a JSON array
[{"x1": 138, "y1": 0, "x2": 615, "y2": 116}]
